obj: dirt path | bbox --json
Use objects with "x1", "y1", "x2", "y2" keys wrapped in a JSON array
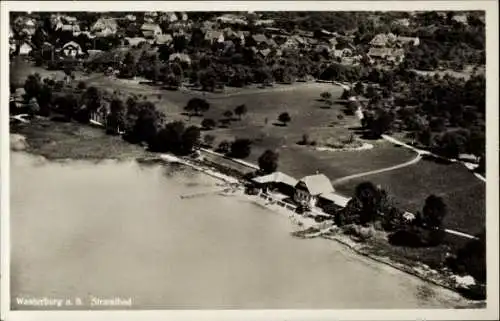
[{"x1": 331, "y1": 153, "x2": 422, "y2": 185}]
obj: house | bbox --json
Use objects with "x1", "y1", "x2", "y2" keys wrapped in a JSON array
[
  {"x1": 251, "y1": 34, "x2": 276, "y2": 48},
  {"x1": 141, "y1": 23, "x2": 162, "y2": 39},
  {"x1": 86, "y1": 49, "x2": 103, "y2": 60},
  {"x1": 124, "y1": 37, "x2": 147, "y2": 47},
  {"x1": 169, "y1": 53, "x2": 191, "y2": 65},
  {"x1": 392, "y1": 18, "x2": 410, "y2": 27},
  {"x1": 91, "y1": 18, "x2": 118, "y2": 35},
  {"x1": 396, "y1": 36, "x2": 420, "y2": 47},
  {"x1": 251, "y1": 172, "x2": 298, "y2": 197},
  {"x1": 61, "y1": 41, "x2": 83, "y2": 58},
  {"x1": 125, "y1": 14, "x2": 136, "y2": 21},
  {"x1": 369, "y1": 33, "x2": 397, "y2": 47},
  {"x1": 452, "y1": 13, "x2": 469, "y2": 24},
  {"x1": 62, "y1": 15, "x2": 78, "y2": 25},
  {"x1": 294, "y1": 174, "x2": 335, "y2": 208},
  {"x1": 155, "y1": 34, "x2": 173, "y2": 45},
  {"x1": 254, "y1": 19, "x2": 274, "y2": 26},
  {"x1": 19, "y1": 42, "x2": 33, "y2": 55},
  {"x1": 216, "y1": 14, "x2": 247, "y2": 25},
  {"x1": 367, "y1": 47, "x2": 392, "y2": 59},
  {"x1": 204, "y1": 30, "x2": 224, "y2": 44},
  {"x1": 317, "y1": 192, "x2": 351, "y2": 214},
  {"x1": 223, "y1": 28, "x2": 246, "y2": 45},
  {"x1": 160, "y1": 12, "x2": 178, "y2": 23},
  {"x1": 144, "y1": 11, "x2": 158, "y2": 23},
  {"x1": 334, "y1": 48, "x2": 353, "y2": 58},
  {"x1": 179, "y1": 12, "x2": 189, "y2": 21}
]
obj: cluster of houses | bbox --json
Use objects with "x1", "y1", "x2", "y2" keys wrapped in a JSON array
[
  {"x1": 366, "y1": 33, "x2": 420, "y2": 66},
  {"x1": 11, "y1": 11, "x2": 425, "y2": 71},
  {"x1": 249, "y1": 171, "x2": 351, "y2": 216}
]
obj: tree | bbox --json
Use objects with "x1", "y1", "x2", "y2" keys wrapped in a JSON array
[
  {"x1": 353, "y1": 82, "x2": 365, "y2": 96},
  {"x1": 128, "y1": 101, "x2": 164, "y2": 145},
  {"x1": 278, "y1": 112, "x2": 291, "y2": 126},
  {"x1": 203, "y1": 134, "x2": 216, "y2": 147},
  {"x1": 80, "y1": 86, "x2": 101, "y2": 123},
  {"x1": 185, "y1": 98, "x2": 210, "y2": 117},
  {"x1": 106, "y1": 98, "x2": 126, "y2": 135},
  {"x1": 432, "y1": 130, "x2": 468, "y2": 159},
  {"x1": 354, "y1": 181, "x2": 384, "y2": 225},
  {"x1": 26, "y1": 97, "x2": 40, "y2": 117},
  {"x1": 216, "y1": 140, "x2": 231, "y2": 154},
  {"x1": 201, "y1": 118, "x2": 216, "y2": 130},
  {"x1": 23, "y1": 74, "x2": 42, "y2": 101},
  {"x1": 55, "y1": 94, "x2": 79, "y2": 121},
  {"x1": 421, "y1": 194, "x2": 447, "y2": 230},
  {"x1": 258, "y1": 149, "x2": 279, "y2": 174},
  {"x1": 181, "y1": 126, "x2": 201, "y2": 154},
  {"x1": 320, "y1": 91, "x2": 332, "y2": 101},
  {"x1": 223, "y1": 110, "x2": 233, "y2": 121},
  {"x1": 37, "y1": 84, "x2": 53, "y2": 116},
  {"x1": 234, "y1": 104, "x2": 248, "y2": 120},
  {"x1": 229, "y1": 138, "x2": 252, "y2": 158}
]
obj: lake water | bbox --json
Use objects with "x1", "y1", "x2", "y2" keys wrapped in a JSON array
[{"x1": 10, "y1": 152, "x2": 468, "y2": 309}]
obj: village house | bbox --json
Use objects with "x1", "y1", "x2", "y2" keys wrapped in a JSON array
[
  {"x1": 125, "y1": 14, "x2": 136, "y2": 22},
  {"x1": 293, "y1": 174, "x2": 335, "y2": 209},
  {"x1": 62, "y1": 15, "x2": 78, "y2": 25},
  {"x1": 141, "y1": 23, "x2": 162, "y2": 39},
  {"x1": 251, "y1": 172, "x2": 298, "y2": 197},
  {"x1": 86, "y1": 49, "x2": 104, "y2": 60},
  {"x1": 396, "y1": 36, "x2": 420, "y2": 47},
  {"x1": 216, "y1": 13, "x2": 247, "y2": 25},
  {"x1": 369, "y1": 33, "x2": 397, "y2": 47},
  {"x1": 452, "y1": 13, "x2": 469, "y2": 24},
  {"x1": 254, "y1": 19, "x2": 275, "y2": 26},
  {"x1": 144, "y1": 11, "x2": 158, "y2": 23},
  {"x1": 91, "y1": 18, "x2": 118, "y2": 37},
  {"x1": 160, "y1": 12, "x2": 178, "y2": 23},
  {"x1": 204, "y1": 30, "x2": 224, "y2": 44},
  {"x1": 155, "y1": 34, "x2": 173, "y2": 45},
  {"x1": 392, "y1": 18, "x2": 411, "y2": 27},
  {"x1": 18, "y1": 42, "x2": 33, "y2": 56},
  {"x1": 169, "y1": 53, "x2": 191, "y2": 65},
  {"x1": 223, "y1": 28, "x2": 246, "y2": 45},
  {"x1": 61, "y1": 41, "x2": 83, "y2": 58}
]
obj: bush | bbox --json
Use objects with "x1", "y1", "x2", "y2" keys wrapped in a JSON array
[
  {"x1": 229, "y1": 138, "x2": 252, "y2": 158},
  {"x1": 201, "y1": 118, "x2": 216, "y2": 130},
  {"x1": 258, "y1": 149, "x2": 279, "y2": 174},
  {"x1": 77, "y1": 81, "x2": 87, "y2": 90},
  {"x1": 216, "y1": 140, "x2": 231, "y2": 154}
]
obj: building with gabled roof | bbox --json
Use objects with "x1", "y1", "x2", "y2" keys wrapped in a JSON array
[{"x1": 294, "y1": 173, "x2": 335, "y2": 208}]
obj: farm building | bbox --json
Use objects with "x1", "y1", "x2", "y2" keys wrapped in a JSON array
[
  {"x1": 251, "y1": 172, "x2": 298, "y2": 197},
  {"x1": 61, "y1": 41, "x2": 83, "y2": 58},
  {"x1": 294, "y1": 173, "x2": 335, "y2": 208},
  {"x1": 141, "y1": 23, "x2": 162, "y2": 39},
  {"x1": 19, "y1": 42, "x2": 33, "y2": 56}
]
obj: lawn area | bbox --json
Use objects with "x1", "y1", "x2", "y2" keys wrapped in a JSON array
[
  {"x1": 335, "y1": 159, "x2": 486, "y2": 235},
  {"x1": 11, "y1": 118, "x2": 147, "y2": 160},
  {"x1": 58, "y1": 73, "x2": 420, "y2": 184}
]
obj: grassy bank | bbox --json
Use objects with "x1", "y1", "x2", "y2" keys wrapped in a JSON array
[{"x1": 11, "y1": 118, "x2": 147, "y2": 161}]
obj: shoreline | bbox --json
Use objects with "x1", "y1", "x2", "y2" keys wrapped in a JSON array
[{"x1": 9, "y1": 122, "x2": 485, "y2": 306}]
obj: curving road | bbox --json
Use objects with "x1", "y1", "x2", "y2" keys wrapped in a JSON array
[{"x1": 332, "y1": 153, "x2": 422, "y2": 185}]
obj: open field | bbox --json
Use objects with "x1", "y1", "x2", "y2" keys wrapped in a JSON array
[
  {"x1": 78, "y1": 72, "x2": 418, "y2": 181},
  {"x1": 335, "y1": 159, "x2": 485, "y2": 235},
  {"x1": 11, "y1": 118, "x2": 146, "y2": 160}
]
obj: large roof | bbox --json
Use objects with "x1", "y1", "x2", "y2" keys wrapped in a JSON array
[
  {"x1": 297, "y1": 174, "x2": 334, "y2": 196},
  {"x1": 318, "y1": 192, "x2": 351, "y2": 207},
  {"x1": 252, "y1": 172, "x2": 298, "y2": 187}
]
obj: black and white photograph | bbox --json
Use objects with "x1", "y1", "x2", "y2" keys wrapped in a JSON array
[{"x1": 1, "y1": 1, "x2": 498, "y2": 320}]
